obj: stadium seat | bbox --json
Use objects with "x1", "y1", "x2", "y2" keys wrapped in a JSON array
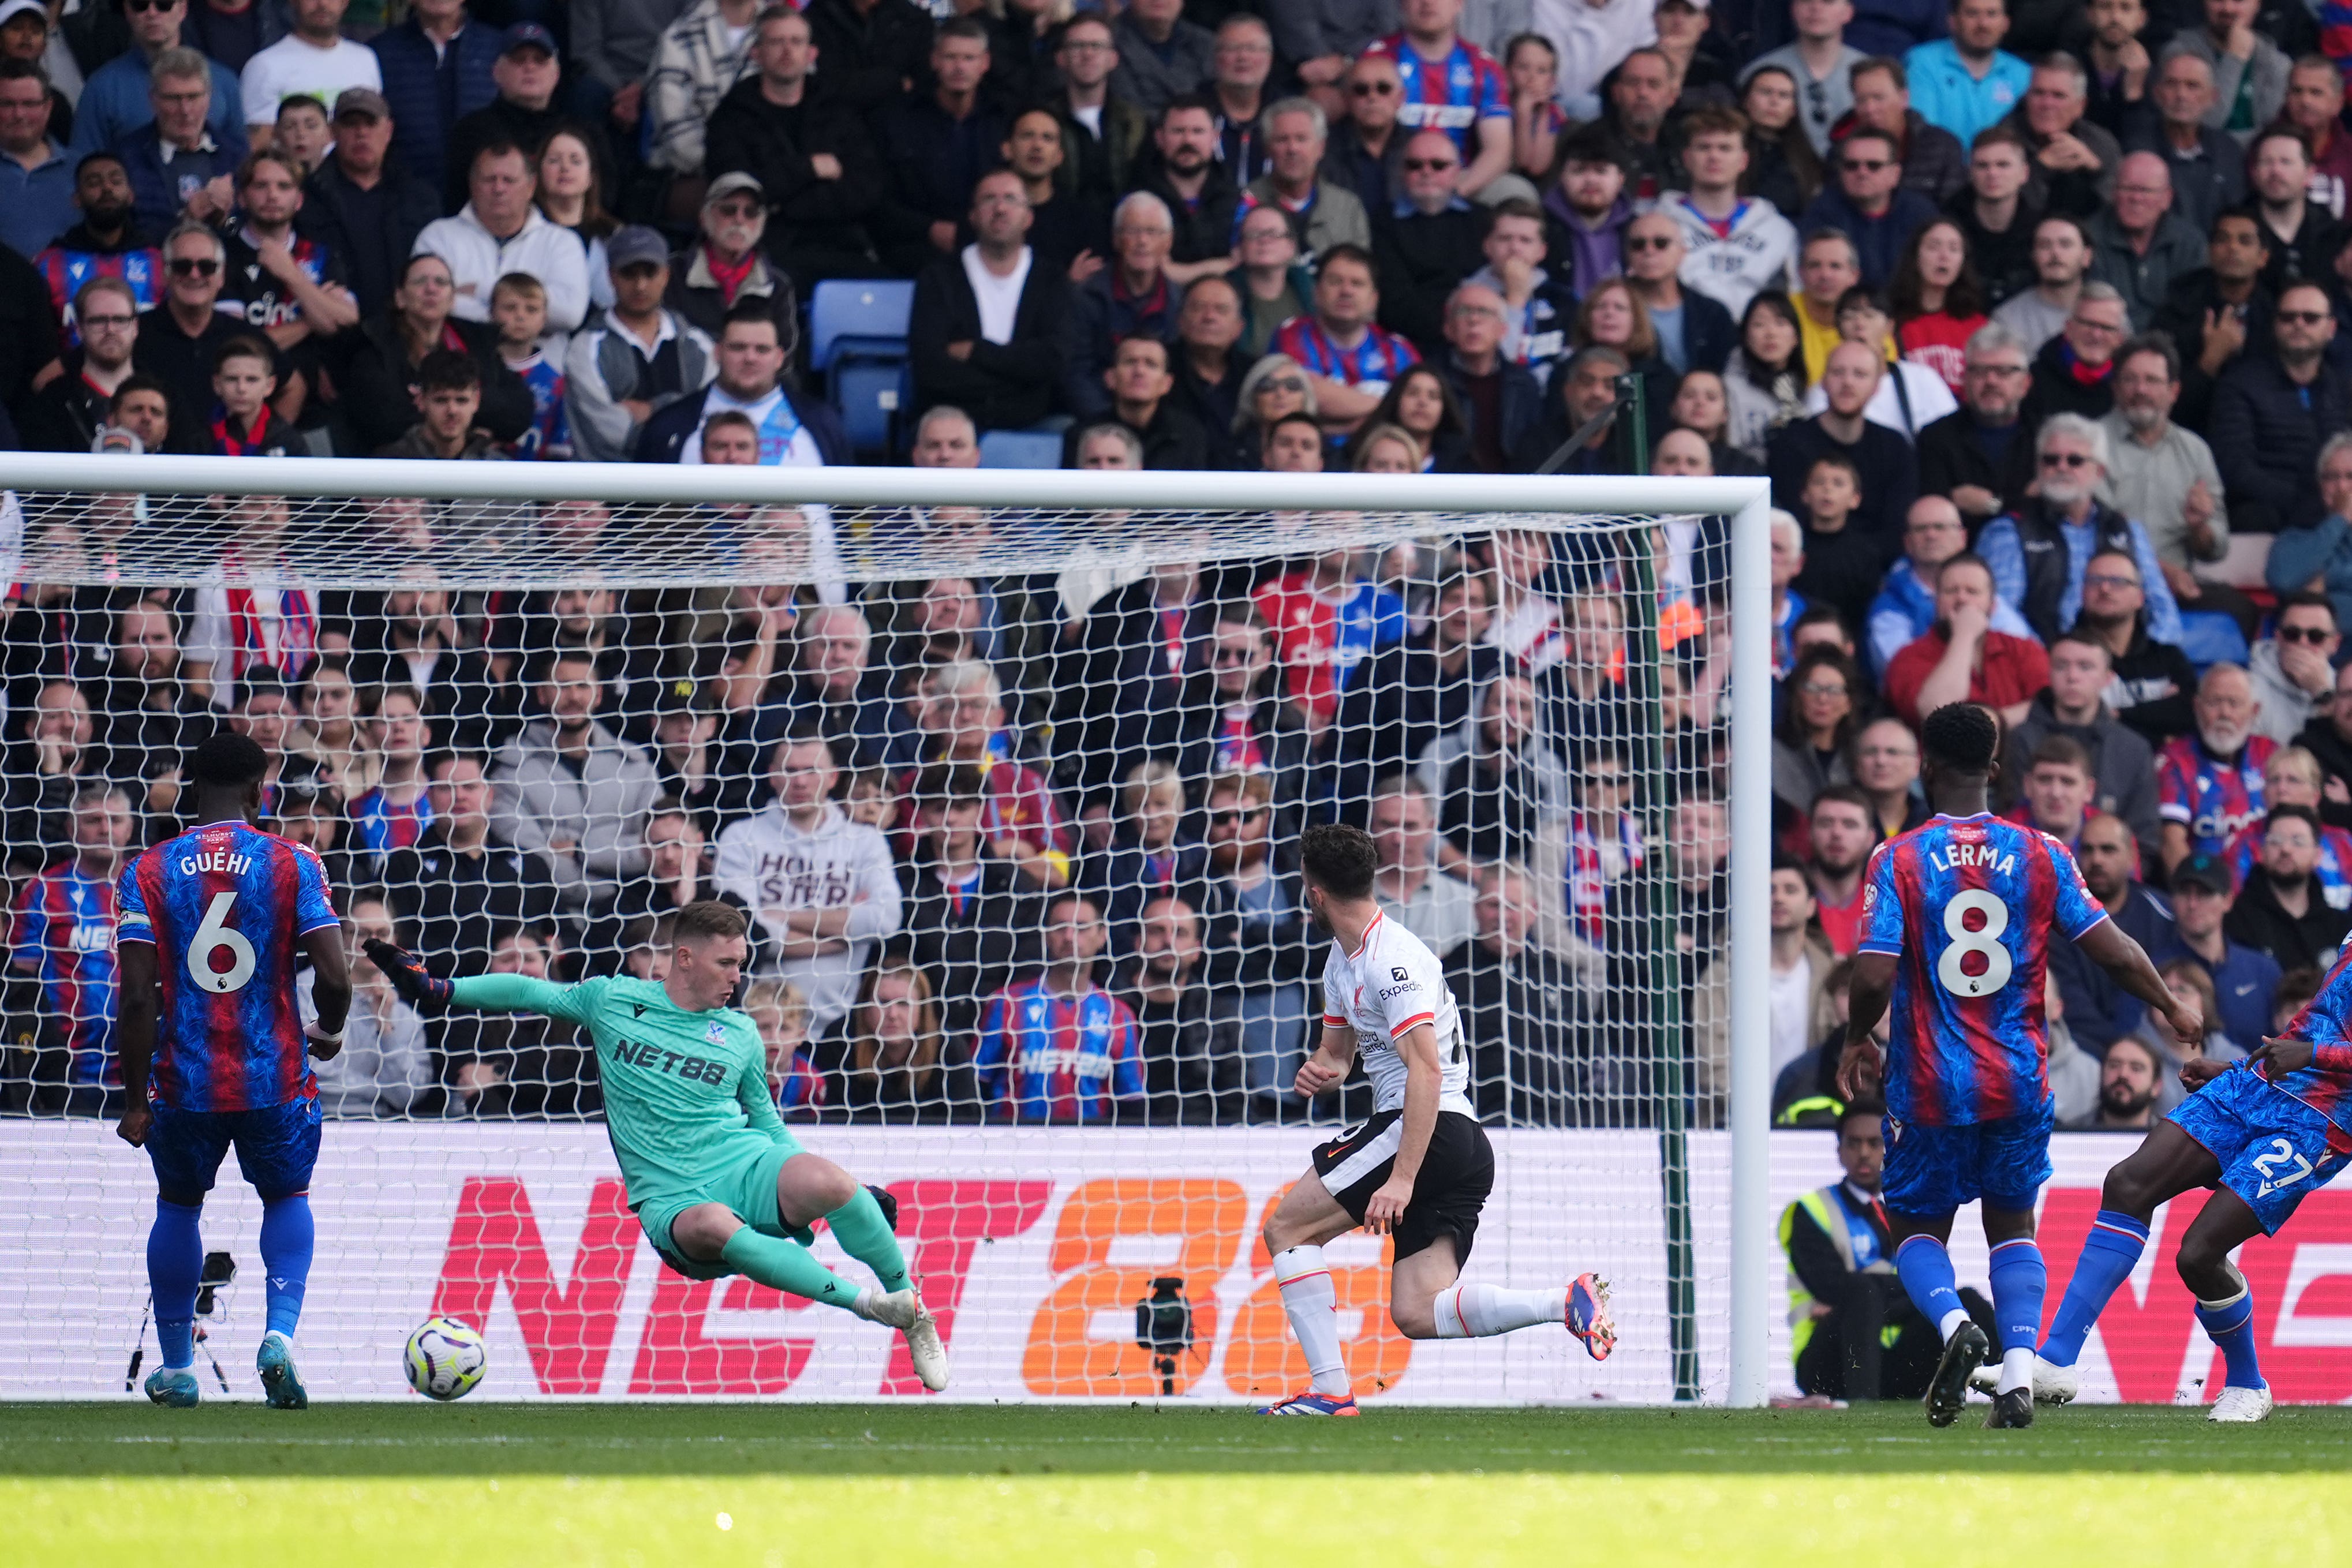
[
  {"x1": 807, "y1": 280, "x2": 915, "y2": 372},
  {"x1": 979, "y1": 429, "x2": 1065, "y2": 469},
  {"x1": 833, "y1": 360, "x2": 910, "y2": 456}
]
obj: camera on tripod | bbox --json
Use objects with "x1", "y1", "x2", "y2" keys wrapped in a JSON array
[{"x1": 1133, "y1": 1275, "x2": 1194, "y2": 1397}]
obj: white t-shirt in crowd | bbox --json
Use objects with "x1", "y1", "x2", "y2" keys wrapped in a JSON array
[
  {"x1": 240, "y1": 35, "x2": 383, "y2": 128},
  {"x1": 1769, "y1": 952, "x2": 1816, "y2": 1079},
  {"x1": 962, "y1": 244, "x2": 1032, "y2": 346}
]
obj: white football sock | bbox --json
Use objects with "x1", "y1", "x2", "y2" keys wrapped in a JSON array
[
  {"x1": 1432, "y1": 1282, "x2": 1568, "y2": 1339},
  {"x1": 1272, "y1": 1246, "x2": 1350, "y2": 1396},
  {"x1": 1996, "y1": 1346, "x2": 2034, "y2": 1395},
  {"x1": 1938, "y1": 1307, "x2": 1970, "y2": 1342}
]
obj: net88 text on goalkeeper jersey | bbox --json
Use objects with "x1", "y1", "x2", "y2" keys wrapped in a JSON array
[{"x1": 455, "y1": 972, "x2": 784, "y2": 1213}]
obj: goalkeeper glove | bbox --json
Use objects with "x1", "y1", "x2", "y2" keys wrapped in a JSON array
[{"x1": 362, "y1": 938, "x2": 453, "y2": 1012}]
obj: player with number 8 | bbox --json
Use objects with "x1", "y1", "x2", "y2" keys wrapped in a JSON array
[
  {"x1": 112, "y1": 734, "x2": 352, "y2": 1412},
  {"x1": 1838, "y1": 704, "x2": 2196, "y2": 1430}
]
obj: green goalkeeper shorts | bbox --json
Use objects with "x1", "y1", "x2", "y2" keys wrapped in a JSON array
[{"x1": 638, "y1": 1132, "x2": 805, "y2": 1281}]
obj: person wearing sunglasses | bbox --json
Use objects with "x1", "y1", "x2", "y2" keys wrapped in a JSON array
[
  {"x1": 2243, "y1": 595, "x2": 2344, "y2": 747},
  {"x1": 129, "y1": 218, "x2": 259, "y2": 435},
  {"x1": 1797, "y1": 126, "x2": 1938, "y2": 290},
  {"x1": 1977, "y1": 412, "x2": 2184, "y2": 646},
  {"x1": 1378, "y1": 128, "x2": 1485, "y2": 351},
  {"x1": 1331, "y1": 50, "x2": 1407, "y2": 212},
  {"x1": 2209, "y1": 279, "x2": 2349, "y2": 533},
  {"x1": 1842, "y1": 57, "x2": 1966, "y2": 207}
]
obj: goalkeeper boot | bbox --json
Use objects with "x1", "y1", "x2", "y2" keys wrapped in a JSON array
[
  {"x1": 257, "y1": 1331, "x2": 308, "y2": 1410},
  {"x1": 1925, "y1": 1322, "x2": 1991, "y2": 1429},
  {"x1": 1568, "y1": 1273, "x2": 1616, "y2": 1362},
  {"x1": 1258, "y1": 1391, "x2": 1360, "y2": 1416},
  {"x1": 1983, "y1": 1387, "x2": 2033, "y2": 1429},
  {"x1": 864, "y1": 1288, "x2": 949, "y2": 1392},
  {"x1": 1969, "y1": 1353, "x2": 2077, "y2": 1405},
  {"x1": 144, "y1": 1365, "x2": 199, "y2": 1408}
]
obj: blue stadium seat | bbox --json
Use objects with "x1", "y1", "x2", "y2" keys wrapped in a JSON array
[
  {"x1": 807, "y1": 279, "x2": 914, "y2": 371},
  {"x1": 979, "y1": 429, "x2": 1065, "y2": 469}
]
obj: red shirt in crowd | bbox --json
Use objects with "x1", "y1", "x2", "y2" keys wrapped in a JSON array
[{"x1": 1881, "y1": 626, "x2": 2051, "y2": 728}]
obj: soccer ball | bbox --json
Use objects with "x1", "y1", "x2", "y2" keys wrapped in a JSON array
[{"x1": 403, "y1": 1315, "x2": 487, "y2": 1401}]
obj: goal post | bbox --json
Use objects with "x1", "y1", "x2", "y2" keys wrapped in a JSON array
[{"x1": 0, "y1": 454, "x2": 1774, "y2": 1406}]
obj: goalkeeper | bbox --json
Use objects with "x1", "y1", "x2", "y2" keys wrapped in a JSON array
[{"x1": 367, "y1": 900, "x2": 947, "y2": 1390}]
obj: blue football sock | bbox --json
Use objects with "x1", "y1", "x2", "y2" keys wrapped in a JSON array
[
  {"x1": 1988, "y1": 1237, "x2": 2048, "y2": 1354},
  {"x1": 2196, "y1": 1286, "x2": 2264, "y2": 1391},
  {"x1": 258, "y1": 1195, "x2": 315, "y2": 1341},
  {"x1": 2041, "y1": 1209, "x2": 2149, "y2": 1367},
  {"x1": 1894, "y1": 1234, "x2": 1967, "y2": 1339},
  {"x1": 147, "y1": 1199, "x2": 203, "y2": 1369}
]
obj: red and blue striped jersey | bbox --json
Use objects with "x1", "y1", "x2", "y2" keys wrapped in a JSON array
[
  {"x1": 2157, "y1": 734, "x2": 2274, "y2": 862},
  {"x1": 350, "y1": 785, "x2": 432, "y2": 864},
  {"x1": 1859, "y1": 813, "x2": 2108, "y2": 1125},
  {"x1": 32, "y1": 242, "x2": 164, "y2": 338},
  {"x1": 10, "y1": 866, "x2": 119, "y2": 1087},
  {"x1": 2263, "y1": 937, "x2": 2352, "y2": 1144},
  {"x1": 973, "y1": 978, "x2": 1143, "y2": 1124},
  {"x1": 117, "y1": 822, "x2": 339, "y2": 1113},
  {"x1": 1270, "y1": 315, "x2": 1420, "y2": 387},
  {"x1": 1364, "y1": 32, "x2": 1510, "y2": 152}
]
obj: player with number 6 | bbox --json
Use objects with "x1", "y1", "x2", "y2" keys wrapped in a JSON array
[
  {"x1": 112, "y1": 733, "x2": 352, "y2": 1412},
  {"x1": 1837, "y1": 704, "x2": 2196, "y2": 1431}
]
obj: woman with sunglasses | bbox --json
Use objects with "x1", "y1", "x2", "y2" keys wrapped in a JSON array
[
  {"x1": 1234, "y1": 201, "x2": 1313, "y2": 357},
  {"x1": 1890, "y1": 218, "x2": 1988, "y2": 394},
  {"x1": 342, "y1": 250, "x2": 536, "y2": 455},
  {"x1": 1363, "y1": 365, "x2": 1471, "y2": 472},
  {"x1": 1738, "y1": 66, "x2": 1823, "y2": 216},
  {"x1": 1232, "y1": 353, "x2": 1318, "y2": 469},
  {"x1": 1724, "y1": 291, "x2": 1810, "y2": 462},
  {"x1": 536, "y1": 126, "x2": 620, "y2": 315},
  {"x1": 1571, "y1": 278, "x2": 1676, "y2": 429}
]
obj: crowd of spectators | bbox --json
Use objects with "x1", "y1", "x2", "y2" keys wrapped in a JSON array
[{"x1": 4, "y1": 0, "x2": 2352, "y2": 1135}]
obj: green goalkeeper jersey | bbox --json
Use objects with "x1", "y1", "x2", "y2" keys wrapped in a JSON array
[{"x1": 449, "y1": 973, "x2": 784, "y2": 1213}]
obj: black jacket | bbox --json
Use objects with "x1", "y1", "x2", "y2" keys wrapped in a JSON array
[
  {"x1": 1943, "y1": 192, "x2": 2041, "y2": 306},
  {"x1": 1437, "y1": 350, "x2": 1543, "y2": 474},
  {"x1": 702, "y1": 77, "x2": 884, "y2": 264},
  {"x1": 870, "y1": 92, "x2": 1011, "y2": 245},
  {"x1": 910, "y1": 249, "x2": 1068, "y2": 432},
  {"x1": 23, "y1": 353, "x2": 116, "y2": 454},
  {"x1": 1914, "y1": 407, "x2": 2031, "y2": 514},
  {"x1": 1186, "y1": 854, "x2": 1314, "y2": 996},
  {"x1": 301, "y1": 154, "x2": 443, "y2": 321},
  {"x1": 2299, "y1": 713, "x2": 2352, "y2": 831},
  {"x1": 1375, "y1": 204, "x2": 1486, "y2": 351},
  {"x1": 1662, "y1": 286, "x2": 1738, "y2": 376},
  {"x1": 1059, "y1": 583, "x2": 1220, "y2": 798},
  {"x1": 382, "y1": 827, "x2": 562, "y2": 979},
  {"x1": 800, "y1": 0, "x2": 937, "y2": 111},
  {"x1": 443, "y1": 100, "x2": 613, "y2": 215},
  {"x1": 2208, "y1": 351, "x2": 2351, "y2": 530},
  {"x1": 1329, "y1": 635, "x2": 1504, "y2": 822},
  {"x1": 2148, "y1": 269, "x2": 2272, "y2": 432},
  {"x1": 341, "y1": 312, "x2": 534, "y2": 455},
  {"x1": 893, "y1": 857, "x2": 1045, "y2": 1042},
  {"x1": 2126, "y1": 123, "x2": 2246, "y2": 244},
  {"x1": 1766, "y1": 416, "x2": 1919, "y2": 538},
  {"x1": 2019, "y1": 334, "x2": 2117, "y2": 428},
  {"x1": 2224, "y1": 870, "x2": 2352, "y2": 975},
  {"x1": 1442, "y1": 935, "x2": 1587, "y2": 1127},
  {"x1": 631, "y1": 383, "x2": 852, "y2": 465},
  {"x1": 1110, "y1": 966, "x2": 1245, "y2": 1125},
  {"x1": 2102, "y1": 612, "x2": 2199, "y2": 745},
  {"x1": 1998, "y1": 496, "x2": 2141, "y2": 645},
  {"x1": 1135, "y1": 160, "x2": 1243, "y2": 267},
  {"x1": 1061, "y1": 401, "x2": 1211, "y2": 471}
]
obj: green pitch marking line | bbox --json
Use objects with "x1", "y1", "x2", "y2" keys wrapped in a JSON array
[{"x1": 6, "y1": 1406, "x2": 2346, "y2": 1568}]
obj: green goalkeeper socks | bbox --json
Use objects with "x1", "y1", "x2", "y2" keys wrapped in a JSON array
[
  {"x1": 825, "y1": 1186, "x2": 914, "y2": 1296},
  {"x1": 719, "y1": 1227, "x2": 865, "y2": 1311}
]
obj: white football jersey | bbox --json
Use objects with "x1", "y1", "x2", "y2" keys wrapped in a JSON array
[{"x1": 1321, "y1": 910, "x2": 1474, "y2": 1117}]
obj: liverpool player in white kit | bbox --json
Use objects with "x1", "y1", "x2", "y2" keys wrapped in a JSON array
[{"x1": 1257, "y1": 824, "x2": 1616, "y2": 1416}]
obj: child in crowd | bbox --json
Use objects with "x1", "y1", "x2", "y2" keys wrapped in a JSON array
[
  {"x1": 1793, "y1": 454, "x2": 1881, "y2": 629},
  {"x1": 745, "y1": 978, "x2": 822, "y2": 1118},
  {"x1": 492, "y1": 272, "x2": 571, "y2": 461},
  {"x1": 272, "y1": 95, "x2": 332, "y2": 176}
]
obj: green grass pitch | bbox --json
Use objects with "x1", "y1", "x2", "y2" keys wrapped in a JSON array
[{"x1": 7, "y1": 1402, "x2": 2347, "y2": 1567}]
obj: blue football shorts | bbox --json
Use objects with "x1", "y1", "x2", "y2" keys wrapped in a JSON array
[
  {"x1": 1882, "y1": 1097, "x2": 2056, "y2": 1218},
  {"x1": 2168, "y1": 1066, "x2": 2350, "y2": 1235},
  {"x1": 147, "y1": 1094, "x2": 322, "y2": 1202}
]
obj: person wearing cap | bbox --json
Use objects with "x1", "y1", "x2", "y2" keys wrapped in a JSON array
[
  {"x1": 664, "y1": 171, "x2": 799, "y2": 343},
  {"x1": 414, "y1": 136, "x2": 592, "y2": 334},
  {"x1": 704, "y1": 4, "x2": 886, "y2": 286},
  {"x1": 442, "y1": 22, "x2": 614, "y2": 215},
  {"x1": 646, "y1": 0, "x2": 761, "y2": 178},
  {"x1": 566, "y1": 223, "x2": 718, "y2": 463},
  {"x1": 300, "y1": 87, "x2": 442, "y2": 319},
  {"x1": 368, "y1": 0, "x2": 500, "y2": 188},
  {"x1": 240, "y1": 0, "x2": 382, "y2": 152},
  {"x1": 2167, "y1": 851, "x2": 2282, "y2": 1053},
  {"x1": 68, "y1": 0, "x2": 246, "y2": 163}
]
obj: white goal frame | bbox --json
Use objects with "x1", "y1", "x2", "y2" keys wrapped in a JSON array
[{"x1": 0, "y1": 455, "x2": 1775, "y2": 1407}]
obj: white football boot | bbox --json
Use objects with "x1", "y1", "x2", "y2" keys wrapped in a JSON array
[
  {"x1": 1968, "y1": 1353, "x2": 2078, "y2": 1404},
  {"x1": 865, "y1": 1288, "x2": 950, "y2": 1391},
  {"x1": 2208, "y1": 1384, "x2": 2274, "y2": 1423}
]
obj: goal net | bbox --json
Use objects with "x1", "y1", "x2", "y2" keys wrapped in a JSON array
[{"x1": 0, "y1": 456, "x2": 1773, "y2": 1404}]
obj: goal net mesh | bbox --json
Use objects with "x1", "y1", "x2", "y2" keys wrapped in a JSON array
[{"x1": 0, "y1": 473, "x2": 1740, "y2": 1402}]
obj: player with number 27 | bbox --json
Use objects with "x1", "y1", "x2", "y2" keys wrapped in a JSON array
[
  {"x1": 1838, "y1": 705, "x2": 2196, "y2": 1431},
  {"x1": 111, "y1": 734, "x2": 352, "y2": 1412}
]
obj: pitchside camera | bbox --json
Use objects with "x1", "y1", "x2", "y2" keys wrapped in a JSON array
[{"x1": 1134, "y1": 1275, "x2": 1194, "y2": 1398}]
